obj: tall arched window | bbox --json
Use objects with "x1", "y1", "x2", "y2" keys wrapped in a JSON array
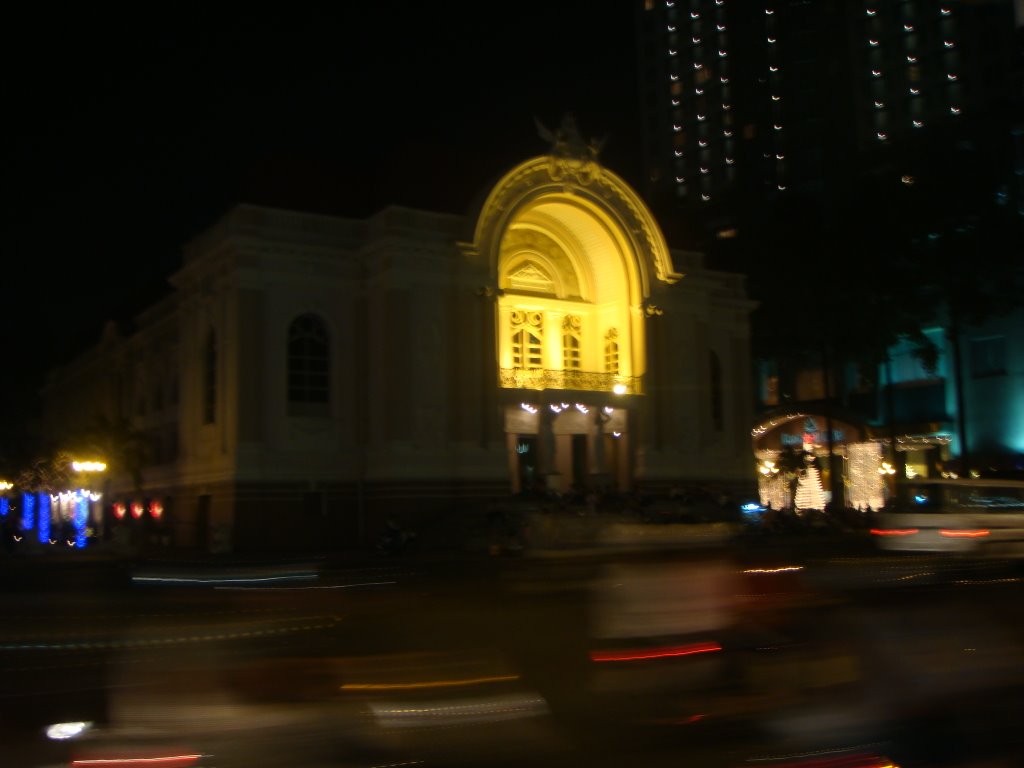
[
  {"x1": 562, "y1": 315, "x2": 581, "y2": 370},
  {"x1": 203, "y1": 329, "x2": 217, "y2": 424},
  {"x1": 709, "y1": 350, "x2": 723, "y2": 431},
  {"x1": 511, "y1": 311, "x2": 543, "y2": 369},
  {"x1": 604, "y1": 328, "x2": 620, "y2": 374},
  {"x1": 288, "y1": 313, "x2": 330, "y2": 415}
]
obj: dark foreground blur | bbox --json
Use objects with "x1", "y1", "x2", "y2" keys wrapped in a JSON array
[{"x1": 3, "y1": 526, "x2": 1024, "y2": 767}]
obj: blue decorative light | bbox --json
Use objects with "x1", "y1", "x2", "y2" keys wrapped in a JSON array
[
  {"x1": 0, "y1": 497, "x2": 8, "y2": 517},
  {"x1": 38, "y1": 493, "x2": 51, "y2": 544},
  {"x1": 22, "y1": 492, "x2": 35, "y2": 532},
  {"x1": 75, "y1": 492, "x2": 89, "y2": 548}
]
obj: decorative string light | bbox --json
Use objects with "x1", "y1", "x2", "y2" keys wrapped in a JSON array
[
  {"x1": 848, "y1": 443, "x2": 886, "y2": 511},
  {"x1": 37, "y1": 493, "x2": 51, "y2": 544},
  {"x1": 75, "y1": 492, "x2": 88, "y2": 548},
  {"x1": 22, "y1": 492, "x2": 35, "y2": 533}
]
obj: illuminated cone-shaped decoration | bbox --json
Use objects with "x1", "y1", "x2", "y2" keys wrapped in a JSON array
[{"x1": 794, "y1": 463, "x2": 826, "y2": 511}]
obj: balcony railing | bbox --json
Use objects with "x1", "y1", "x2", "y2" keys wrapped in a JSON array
[{"x1": 499, "y1": 368, "x2": 642, "y2": 394}]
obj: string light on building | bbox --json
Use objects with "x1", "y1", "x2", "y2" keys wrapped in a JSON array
[
  {"x1": 75, "y1": 491, "x2": 88, "y2": 548},
  {"x1": 22, "y1": 492, "x2": 35, "y2": 533},
  {"x1": 848, "y1": 442, "x2": 885, "y2": 511},
  {"x1": 37, "y1": 492, "x2": 51, "y2": 544},
  {"x1": 757, "y1": 458, "x2": 788, "y2": 509}
]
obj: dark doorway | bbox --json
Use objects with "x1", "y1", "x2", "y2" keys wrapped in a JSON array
[
  {"x1": 572, "y1": 434, "x2": 588, "y2": 489},
  {"x1": 516, "y1": 436, "x2": 538, "y2": 493}
]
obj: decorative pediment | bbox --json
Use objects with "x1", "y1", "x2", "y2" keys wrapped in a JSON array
[{"x1": 509, "y1": 262, "x2": 555, "y2": 294}]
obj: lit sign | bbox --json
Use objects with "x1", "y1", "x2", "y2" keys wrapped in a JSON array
[{"x1": 781, "y1": 430, "x2": 844, "y2": 446}]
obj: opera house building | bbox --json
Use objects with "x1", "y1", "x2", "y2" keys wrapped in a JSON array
[{"x1": 40, "y1": 143, "x2": 756, "y2": 551}]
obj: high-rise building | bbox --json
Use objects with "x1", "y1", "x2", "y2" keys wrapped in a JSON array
[{"x1": 636, "y1": 0, "x2": 1022, "y2": 246}]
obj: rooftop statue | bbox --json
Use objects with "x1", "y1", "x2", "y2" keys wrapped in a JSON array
[{"x1": 535, "y1": 113, "x2": 607, "y2": 185}]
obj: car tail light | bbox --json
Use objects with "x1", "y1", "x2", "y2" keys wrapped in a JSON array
[
  {"x1": 870, "y1": 528, "x2": 919, "y2": 536},
  {"x1": 591, "y1": 640, "x2": 721, "y2": 662}
]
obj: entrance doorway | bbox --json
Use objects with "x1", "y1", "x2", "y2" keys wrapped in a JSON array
[
  {"x1": 572, "y1": 434, "x2": 588, "y2": 490},
  {"x1": 516, "y1": 436, "x2": 538, "y2": 493}
]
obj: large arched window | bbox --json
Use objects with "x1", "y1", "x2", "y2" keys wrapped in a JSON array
[
  {"x1": 288, "y1": 314, "x2": 330, "y2": 415},
  {"x1": 604, "y1": 329, "x2": 620, "y2": 374},
  {"x1": 709, "y1": 350, "x2": 723, "y2": 431},
  {"x1": 511, "y1": 311, "x2": 543, "y2": 370},
  {"x1": 203, "y1": 328, "x2": 217, "y2": 424},
  {"x1": 563, "y1": 315, "x2": 581, "y2": 370}
]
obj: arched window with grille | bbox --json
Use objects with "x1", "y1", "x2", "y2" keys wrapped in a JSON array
[
  {"x1": 511, "y1": 311, "x2": 543, "y2": 369},
  {"x1": 709, "y1": 350, "x2": 723, "y2": 431},
  {"x1": 562, "y1": 315, "x2": 581, "y2": 370},
  {"x1": 203, "y1": 328, "x2": 217, "y2": 424},
  {"x1": 288, "y1": 313, "x2": 330, "y2": 416},
  {"x1": 604, "y1": 328, "x2": 620, "y2": 374}
]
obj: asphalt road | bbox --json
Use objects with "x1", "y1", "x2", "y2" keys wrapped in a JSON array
[{"x1": 3, "y1": 543, "x2": 1024, "y2": 767}]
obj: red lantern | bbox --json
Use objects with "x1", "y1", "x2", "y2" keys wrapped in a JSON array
[
  {"x1": 149, "y1": 501, "x2": 164, "y2": 519},
  {"x1": 113, "y1": 502, "x2": 127, "y2": 520},
  {"x1": 130, "y1": 502, "x2": 144, "y2": 519}
]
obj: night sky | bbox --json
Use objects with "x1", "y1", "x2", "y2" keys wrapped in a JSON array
[{"x1": 1, "y1": 3, "x2": 642, "y2": 460}]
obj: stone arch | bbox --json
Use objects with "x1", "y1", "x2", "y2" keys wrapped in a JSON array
[{"x1": 463, "y1": 155, "x2": 680, "y2": 393}]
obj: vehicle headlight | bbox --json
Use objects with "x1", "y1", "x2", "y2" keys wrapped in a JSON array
[{"x1": 45, "y1": 721, "x2": 92, "y2": 740}]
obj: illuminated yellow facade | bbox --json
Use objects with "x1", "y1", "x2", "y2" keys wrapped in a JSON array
[{"x1": 40, "y1": 143, "x2": 756, "y2": 552}]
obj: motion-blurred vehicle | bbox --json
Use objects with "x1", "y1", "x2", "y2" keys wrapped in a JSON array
[{"x1": 872, "y1": 478, "x2": 1024, "y2": 556}]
